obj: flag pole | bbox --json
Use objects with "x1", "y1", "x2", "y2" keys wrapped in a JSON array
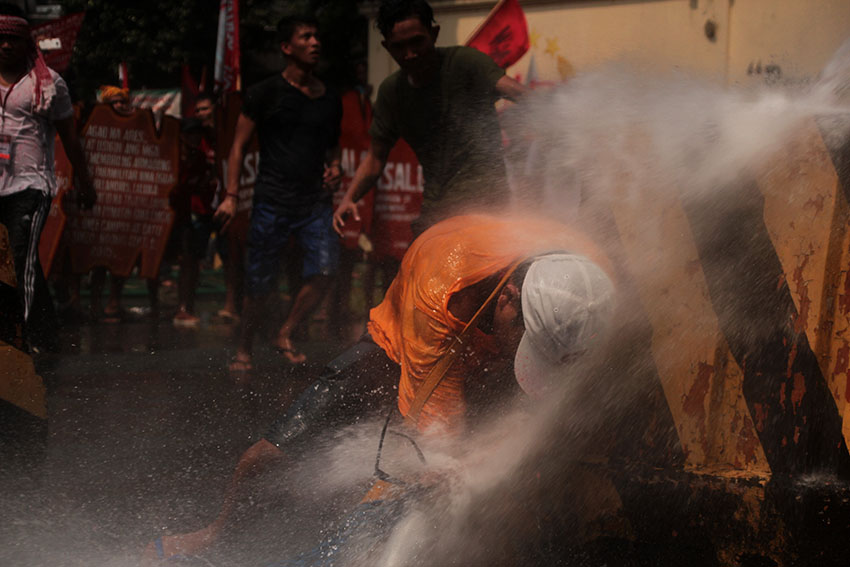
[{"x1": 214, "y1": 0, "x2": 226, "y2": 91}]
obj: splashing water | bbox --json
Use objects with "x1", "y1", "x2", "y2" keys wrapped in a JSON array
[
  {"x1": 287, "y1": 40, "x2": 850, "y2": 567},
  {"x1": 8, "y1": 39, "x2": 850, "y2": 567},
  {"x1": 518, "y1": 62, "x2": 850, "y2": 221}
]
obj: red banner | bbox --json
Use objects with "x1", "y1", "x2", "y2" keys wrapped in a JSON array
[
  {"x1": 466, "y1": 0, "x2": 529, "y2": 68},
  {"x1": 333, "y1": 90, "x2": 374, "y2": 250},
  {"x1": 372, "y1": 140, "x2": 423, "y2": 261},
  {"x1": 31, "y1": 12, "x2": 85, "y2": 73},
  {"x1": 215, "y1": 0, "x2": 241, "y2": 93},
  {"x1": 56, "y1": 106, "x2": 179, "y2": 278}
]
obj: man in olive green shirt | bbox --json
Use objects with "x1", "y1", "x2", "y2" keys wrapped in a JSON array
[{"x1": 333, "y1": 0, "x2": 527, "y2": 236}]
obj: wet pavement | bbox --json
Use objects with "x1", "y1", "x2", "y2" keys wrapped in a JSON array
[
  {"x1": 0, "y1": 276, "x2": 369, "y2": 567},
  {"x1": 6, "y1": 272, "x2": 850, "y2": 566}
]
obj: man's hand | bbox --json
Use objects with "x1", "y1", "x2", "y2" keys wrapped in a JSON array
[
  {"x1": 333, "y1": 197, "x2": 360, "y2": 236},
  {"x1": 214, "y1": 194, "x2": 238, "y2": 233},
  {"x1": 331, "y1": 140, "x2": 389, "y2": 236}
]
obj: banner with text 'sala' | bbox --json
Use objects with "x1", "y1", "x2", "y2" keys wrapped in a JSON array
[{"x1": 371, "y1": 139, "x2": 423, "y2": 262}]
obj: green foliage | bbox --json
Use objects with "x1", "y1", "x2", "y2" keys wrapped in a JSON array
[
  {"x1": 58, "y1": 0, "x2": 218, "y2": 99},
  {"x1": 57, "y1": 0, "x2": 367, "y2": 102}
]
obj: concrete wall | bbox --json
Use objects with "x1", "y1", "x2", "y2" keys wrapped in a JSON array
[{"x1": 366, "y1": 0, "x2": 850, "y2": 89}]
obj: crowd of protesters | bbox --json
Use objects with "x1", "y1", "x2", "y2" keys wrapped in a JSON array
[
  {"x1": 0, "y1": 1, "x2": 626, "y2": 565},
  {"x1": 1, "y1": 0, "x2": 528, "y2": 367},
  {"x1": 135, "y1": 3, "x2": 619, "y2": 564}
]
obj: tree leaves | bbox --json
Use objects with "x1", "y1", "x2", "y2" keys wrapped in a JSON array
[{"x1": 56, "y1": 0, "x2": 366, "y2": 101}]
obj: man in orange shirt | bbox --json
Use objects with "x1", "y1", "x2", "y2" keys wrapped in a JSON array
[{"x1": 145, "y1": 214, "x2": 615, "y2": 561}]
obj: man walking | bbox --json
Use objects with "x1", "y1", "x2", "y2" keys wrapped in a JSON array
[
  {"x1": 0, "y1": 3, "x2": 94, "y2": 351},
  {"x1": 215, "y1": 14, "x2": 342, "y2": 369}
]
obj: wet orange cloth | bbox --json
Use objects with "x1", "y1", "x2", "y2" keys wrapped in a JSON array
[{"x1": 367, "y1": 214, "x2": 611, "y2": 434}]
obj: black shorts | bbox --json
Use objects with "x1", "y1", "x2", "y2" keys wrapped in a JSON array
[{"x1": 264, "y1": 335, "x2": 399, "y2": 452}]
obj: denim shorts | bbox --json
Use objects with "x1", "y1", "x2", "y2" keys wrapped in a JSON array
[{"x1": 245, "y1": 201, "x2": 339, "y2": 296}]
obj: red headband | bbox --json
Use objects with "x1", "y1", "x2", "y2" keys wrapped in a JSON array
[
  {"x1": 0, "y1": 16, "x2": 31, "y2": 39},
  {"x1": 0, "y1": 16, "x2": 55, "y2": 114}
]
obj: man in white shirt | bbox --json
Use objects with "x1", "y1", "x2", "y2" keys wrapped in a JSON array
[{"x1": 0, "y1": 3, "x2": 93, "y2": 351}]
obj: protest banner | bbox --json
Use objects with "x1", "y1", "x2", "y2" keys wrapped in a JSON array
[
  {"x1": 214, "y1": 0, "x2": 241, "y2": 93},
  {"x1": 333, "y1": 90, "x2": 374, "y2": 250},
  {"x1": 371, "y1": 140, "x2": 423, "y2": 262},
  {"x1": 31, "y1": 12, "x2": 85, "y2": 73},
  {"x1": 55, "y1": 105, "x2": 179, "y2": 278}
]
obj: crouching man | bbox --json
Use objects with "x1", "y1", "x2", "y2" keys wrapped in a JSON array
[{"x1": 144, "y1": 213, "x2": 616, "y2": 562}]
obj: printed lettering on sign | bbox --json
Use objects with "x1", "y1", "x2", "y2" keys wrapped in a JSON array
[
  {"x1": 372, "y1": 139, "x2": 423, "y2": 261},
  {"x1": 40, "y1": 105, "x2": 180, "y2": 278}
]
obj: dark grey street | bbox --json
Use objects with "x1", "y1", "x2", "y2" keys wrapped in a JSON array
[{"x1": 0, "y1": 281, "x2": 367, "y2": 567}]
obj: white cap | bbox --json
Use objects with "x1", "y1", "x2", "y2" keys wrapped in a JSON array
[{"x1": 513, "y1": 254, "x2": 615, "y2": 399}]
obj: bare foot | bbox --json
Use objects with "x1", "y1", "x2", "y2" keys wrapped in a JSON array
[{"x1": 274, "y1": 337, "x2": 307, "y2": 364}]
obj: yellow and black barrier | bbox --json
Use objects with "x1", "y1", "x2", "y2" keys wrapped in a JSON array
[
  {"x1": 0, "y1": 224, "x2": 46, "y2": 421},
  {"x1": 555, "y1": 119, "x2": 850, "y2": 564}
]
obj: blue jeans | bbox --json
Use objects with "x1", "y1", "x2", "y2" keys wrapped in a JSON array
[{"x1": 245, "y1": 201, "x2": 339, "y2": 297}]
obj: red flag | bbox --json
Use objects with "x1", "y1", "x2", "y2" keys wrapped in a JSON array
[
  {"x1": 31, "y1": 12, "x2": 85, "y2": 73},
  {"x1": 214, "y1": 0, "x2": 241, "y2": 93},
  {"x1": 465, "y1": 0, "x2": 529, "y2": 69}
]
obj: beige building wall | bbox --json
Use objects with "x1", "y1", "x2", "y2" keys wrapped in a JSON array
[{"x1": 366, "y1": 0, "x2": 849, "y2": 89}]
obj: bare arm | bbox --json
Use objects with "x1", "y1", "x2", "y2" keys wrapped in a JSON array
[
  {"x1": 332, "y1": 138, "x2": 391, "y2": 236},
  {"x1": 495, "y1": 75, "x2": 530, "y2": 102},
  {"x1": 55, "y1": 116, "x2": 96, "y2": 209},
  {"x1": 214, "y1": 113, "x2": 256, "y2": 232}
]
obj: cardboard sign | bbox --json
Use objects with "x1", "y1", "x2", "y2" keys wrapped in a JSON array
[
  {"x1": 372, "y1": 139, "x2": 423, "y2": 261},
  {"x1": 55, "y1": 105, "x2": 179, "y2": 278}
]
